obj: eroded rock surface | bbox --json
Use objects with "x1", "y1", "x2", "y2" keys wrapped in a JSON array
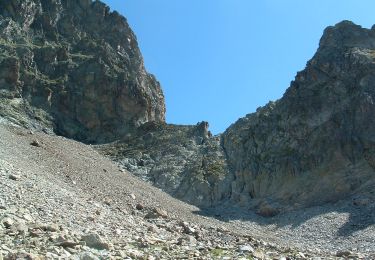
[
  {"x1": 0, "y1": 0, "x2": 165, "y2": 143},
  {"x1": 222, "y1": 21, "x2": 375, "y2": 212},
  {"x1": 97, "y1": 122, "x2": 233, "y2": 208}
]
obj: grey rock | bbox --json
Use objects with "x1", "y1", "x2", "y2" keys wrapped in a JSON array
[
  {"x1": 145, "y1": 207, "x2": 168, "y2": 219},
  {"x1": 239, "y1": 245, "x2": 254, "y2": 253},
  {"x1": 8, "y1": 174, "x2": 21, "y2": 181},
  {"x1": 0, "y1": 0, "x2": 165, "y2": 143},
  {"x1": 336, "y1": 250, "x2": 351, "y2": 257},
  {"x1": 30, "y1": 140, "x2": 41, "y2": 147},
  {"x1": 15, "y1": 223, "x2": 28, "y2": 235},
  {"x1": 222, "y1": 21, "x2": 375, "y2": 211},
  {"x1": 81, "y1": 233, "x2": 110, "y2": 250},
  {"x1": 79, "y1": 252, "x2": 100, "y2": 260},
  {"x1": 2, "y1": 218, "x2": 14, "y2": 228}
]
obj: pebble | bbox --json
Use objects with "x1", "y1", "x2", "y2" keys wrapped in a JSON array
[
  {"x1": 9, "y1": 174, "x2": 21, "y2": 181},
  {"x1": 136, "y1": 203, "x2": 144, "y2": 210},
  {"x1": 30, "y1": 140, "x2": 41, "y2": 147},
  {"x1": 336, "y1": 250, "x2": 351, "y2": 257},
  {"x1": 79, "y1": 252, "x2": 100, "y2": 260},
  {"x1": 239, "y1": 245, "x2": 254, "y2": 253},
  {"x1": 145, "y1": 208, "x2": 168, "y2": 219},
  {"x1": 2, "y1": 218, "x2": 14, "y2": 228},
  {"x1": 81, "y1": 233, "x2": 110, "y2": 250}
]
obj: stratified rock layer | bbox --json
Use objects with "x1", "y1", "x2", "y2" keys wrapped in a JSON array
[{"x1": 0, "y1": 0, "x2": 165, "y2": 142}]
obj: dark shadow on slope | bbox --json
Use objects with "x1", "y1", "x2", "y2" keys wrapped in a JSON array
[{"x1": 193, "y1": 191, "x2": 375, "y2": 238}]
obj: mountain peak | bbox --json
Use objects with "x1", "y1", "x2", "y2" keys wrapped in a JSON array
[{"x1": 319, "y1": 20, "x2": 375, "y2": 49}]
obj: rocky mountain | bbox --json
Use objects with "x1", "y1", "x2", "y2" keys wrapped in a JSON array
[
  {"x1": 1, "y1": 0, "x2": 375, "y2": 258},
  {"x1": 0, "y1": 0, "x2": 165, "y2": 143},
  {"x1": 100, "y1": 21, "x2": 375, "y2": 216},
  {"x1": 0, "y1": 0, "x2": 374, "y2": 219},
  {"x1": 222, "y1": 21, "x2": 375, "y2": 214}
]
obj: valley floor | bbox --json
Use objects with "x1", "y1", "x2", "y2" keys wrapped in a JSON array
[{"x1": 0, "y1": 122, "x2": 374, "y2": 259}]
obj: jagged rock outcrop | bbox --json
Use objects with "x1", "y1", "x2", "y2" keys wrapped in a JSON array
[
  {"x1": 0, "y1": 0, "x2": 165, "y2": 142},
  {"x1": 97, "y1": 121, "x2": 233, "y2": 207},
  {"x1": 222, "y1": 21, "x2": 375, "y2": 213}
]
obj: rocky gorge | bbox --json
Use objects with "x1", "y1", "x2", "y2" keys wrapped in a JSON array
[{"x1": 0, "y1": 0, "x2": 375, "y2": 259}]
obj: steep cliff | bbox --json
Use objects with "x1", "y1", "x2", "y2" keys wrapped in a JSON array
[
  {"x1": 0, "y1": 0, "x2": 165, "y2": 142},
  {"x1": 222, "y1": 21, "x2": 375, "y2": 214}
]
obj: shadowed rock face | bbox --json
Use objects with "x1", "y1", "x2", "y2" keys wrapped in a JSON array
[
  {"x1": 0, "y1": 0, "x2": 165, "y2": 143},
  {"x1": 222, "y1": 21, "x2": 375, "y2": 213}
]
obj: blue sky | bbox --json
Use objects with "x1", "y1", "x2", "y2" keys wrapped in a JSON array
[{"x1": 102, "y1": 0, "x2": 375, "y2": 134}]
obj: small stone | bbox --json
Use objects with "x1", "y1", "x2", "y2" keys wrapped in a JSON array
[
  {"x1": 128, "y1": 249, "x2": 144, "y2": 259},
  {"x1": 179, "y1": 222, "x2": 196, "y2": 234},
  {"x1": 239, "y1": 245, "x2": 254, "y2": 253},
  {"x1": 177, "y1": 235, "x2": 197, "y2": 246},
  {"x1": 46, "y1": 252, "x2": 59, "y2": 258},
  {"x1": 216, "y1": 226, "x2": 229, "y2": 233},
  {"x1": 23, "y1": 214, "x2": 33, "y2": 222},
  {"x1": 253, "y1": 250, "x2": 265, "y2": 259},
  {"x1": 136, "y1": 203, "x2": 144, "y2": 210},
  {"x1": 81, "y1": 233, "x2": 110, "y2": 250},
  {"x1": 45, "y1": 224, "x2": 59, "y2": 232},
  {"x1": 145, "y1": 208, "x2": 168, "y2": 219},
  {"x1": 79, "y1": 252, "x2": 100, "y2": 260},
  {"x1": 15, "y1": 223, "x2": 28, "y2": 234},
  {"x1": 30, "y1": 140, "x2": 41, "y2": 147},
  {"x1": 336, "y1": 250, "x2": 351, "y2": 257},
  {"x1": 2, "y1": 218, "x2": 14, "y2": 228},
  {"x1": 129, "y1": 193, "x2": 136, "y2": 200},
  {"x1": 57, "y1": 240, "x2": 79, "y2": 248},
  {"x1": 9, "y1": 174, "x2": 21, "y2": 181}
]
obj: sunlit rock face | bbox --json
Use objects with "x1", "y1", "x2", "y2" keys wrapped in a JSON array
[{"x1": 0, "y1": 0, "x2": 165, "y2": 143}]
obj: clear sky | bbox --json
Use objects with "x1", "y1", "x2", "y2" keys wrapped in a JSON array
[{"x1": 102, "y1": 0, "x2": 375, "y2": 134}]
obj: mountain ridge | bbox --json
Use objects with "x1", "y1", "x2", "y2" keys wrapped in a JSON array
[{"x1": 0, "y1": 1, "x2": 374, "y2": 216}]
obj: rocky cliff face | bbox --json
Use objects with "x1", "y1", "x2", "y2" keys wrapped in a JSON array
[
  {"x1": 0, "y1": 0, "x2": 165, "y2": 142},
  {"x1": 97, "y1": 121, "x2": 233, "y2": 208},
  {"x1": 222, "y1": 21, "x2": 375, "y2": 214}
]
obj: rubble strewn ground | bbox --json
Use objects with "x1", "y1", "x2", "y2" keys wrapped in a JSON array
[{"x1": 1, "y1": 124, "x2": 374, "y2": 259}]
